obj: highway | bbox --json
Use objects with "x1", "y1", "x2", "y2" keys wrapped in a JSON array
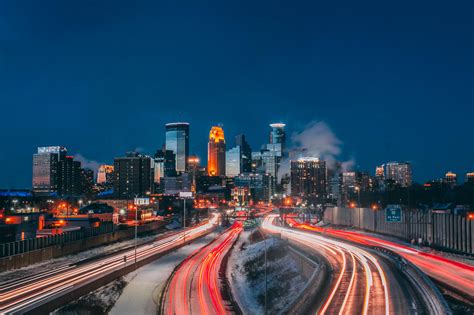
[
  {"x1": 287, "y1": 217, "x2": 474, "y2": 302},
  {"x1": 163, "y1": 222, "x2": 242, "y2": 315},
  {"x1": 0, "y1": 216, "x2": 218, "y2": 314},
  {"x1": 263, "y1": 215, "x2": 438, "y2": 314}
]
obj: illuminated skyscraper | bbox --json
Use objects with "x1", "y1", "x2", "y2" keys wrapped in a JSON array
[
  {"x1": 269, "y1": 123, "x2": 286, "y2": 155},
  {"x1": 114, "y1": 152, "x2": 152, "y2": 198},
  {"x1": 226, "y1": 146, "x2": 241, "y2": 177},
  {"x1": 235, "y1": 134, "x2": 252, "y2": 173},
  {"x1": 32, "y1": 146, "x2": 67, "y2": 195},
  {"x1": 57, "y1": 156, "x2": 82, "y2": 196},
  {"x1": 466, "y1": 172, "x2": 474, "y2": 183},
  {"x1": 444, "y1": 171, "x2": 457, "y2": 185},
  {"x1": 208, "y1": 126, "x2": 226, "y2": 176},
  {"x1": 290, "y1": 157, "x2": 327, "y2": 199},
  {"x1": 165, "y1": 122, "x2": 189, "y2": 173},
  {"x1": 384, "y1": 162, "x2": 412, "y2": 187}
]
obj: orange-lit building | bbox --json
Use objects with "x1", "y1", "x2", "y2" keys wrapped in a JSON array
[
  {"x1": 444, "y1": 171, "x2": 457, "y2": 185},
  {"x1": 466, "y1": 172, "x2": 474, "y2": 183},
  {"x1": 208, "y1": 126, "x2": 226, "y2": 176},
  {"x1": 97, "y1": 164, "x2": 114, "y2": 184}
]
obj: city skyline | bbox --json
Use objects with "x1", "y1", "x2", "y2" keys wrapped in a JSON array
[
  {"x1": 3, "y1": 119, "x2": 474, "y2": 189},
  {"x1": 0, "y1": 1, "x2": 473, "y2": 187}
]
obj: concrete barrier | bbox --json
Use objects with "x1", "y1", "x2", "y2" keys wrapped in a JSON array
[
  {"x1": 0, "y1": 221, "x2": 167, "y2": 272},
  {"x1": 324, "y1": 207, "x2": 474, "y2": 256}
]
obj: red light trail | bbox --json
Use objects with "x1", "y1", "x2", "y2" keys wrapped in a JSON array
[
  {"x1": 164, "y1": 222, "x2": 242, "y2": 315},
  {"x1": 286, "y1": 217, "x2": 474, "y2": 301}
]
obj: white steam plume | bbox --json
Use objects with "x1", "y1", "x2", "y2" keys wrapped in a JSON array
[
  {"x1": 74, "y1": 154, "x2": 103, "y2": 176},
  {"x1": 278, "y1": 120, "x2": 354, "y2": 179}
]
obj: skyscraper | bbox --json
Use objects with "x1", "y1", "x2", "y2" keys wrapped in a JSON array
[
  {"x1": 466, "y1": 172, "x2": 474, "y2": 183},
  {"x1": 154, "y1": 148, "x2": 176, "y2": 179},
  {"x1": 32, "y1": 146, "x2": 67, "y2": 195},
  {"x1": 57, "y1": 156, "x2": 82, "y2": 196},
  {"x1": 384, "y1": 162, "x2": 412, "y2": 187},
  {"x1": 114, "y1": 152, "x2": 152, "y2": 198},
  {"x1": 165, "y1": 122, "x2": 189, "y2": 173},
  {"x1": 444, "y1": 171, "x2": 457, "y2": 185},
  {"x1": 208, "y1": 126, "x2": 226, "y2": 176},
  {"x1": 235, "y1": 134, "x2": 252, "y2": 173},
  {"x1": 226, "y1": 146, "x2": 241, "y2": 177},
  {"x1": 290, "y1": 157, "x2": 327, "y2": 199},
  {"x1": 269, "y1": 123, "x2": 286, "y2": 154}
]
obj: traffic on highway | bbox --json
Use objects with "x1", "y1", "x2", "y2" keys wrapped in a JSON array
[{"x1": 0, "y1": 216, "x2": 218, "y2": 314}]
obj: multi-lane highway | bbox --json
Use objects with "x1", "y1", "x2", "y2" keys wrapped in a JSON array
[
  {"x1": 287, "y1": 217, "x2": 474, "y2": 302},
  {"x1": 163, "y1": 221, "x2": 242, "y2": 315},
  {"x1": 0, "y1": 217, "x2": 218, "y2": 314},
  {"x1": 263, "y1": 215, "x2": 447, "y2": 314}
]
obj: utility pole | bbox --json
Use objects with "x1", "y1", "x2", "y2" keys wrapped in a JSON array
[
  {"x1": 134, "y1": 194, "x2": 139, "y2": 267},
  {"x1": 183, "y1": 197, "x2": 186, "y2": 243},
  {"x1": 179, "y1": 192, "x2": 193, "y2": 244}
]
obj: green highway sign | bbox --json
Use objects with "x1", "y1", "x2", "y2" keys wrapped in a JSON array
[{"x1": 385, "y1": 206, "x2": 402, "y2": 222}]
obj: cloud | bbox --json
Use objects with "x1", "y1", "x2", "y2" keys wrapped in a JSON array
[
  {"x1": 278, "y1": 120, "x2": 355, "y2": 178},
  {"x1": 74, "y1": 154, "x2": 102, "y2": 175}
]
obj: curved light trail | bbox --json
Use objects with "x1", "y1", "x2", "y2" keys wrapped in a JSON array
[
  {"x1": 287, "y1": 217, "x2": 474, "y2": 301},
  {"x1": 0, "y1": 216, "x2": 218, "y2": 314},
  {"x1": 263, "y1": 215, "x2": 391, "y2": 315},
  {"x1": 164, "y1": 222, "x2": 242, "y2": 315}
]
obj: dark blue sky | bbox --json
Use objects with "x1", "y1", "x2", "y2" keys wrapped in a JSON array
[{"x1": 0, "y1": 0, "x2": 472, "y2": 188}]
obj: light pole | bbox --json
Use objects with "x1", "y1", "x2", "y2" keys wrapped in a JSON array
[
  {"x1": 183, "y1": 197, "x2": 186, "y2": 243},
  {"x1": 179, "y1": 192, "x2": 193, "y2": 244},
  {"x1": 255, "y1": 226, "x2": 268, "y2": 315},
  {"x1": 355, "y1": 186, "x2": 361, "y2": 228},
  {"x1": 134, "y1": 194, "x2": 139, "y2": 267}
]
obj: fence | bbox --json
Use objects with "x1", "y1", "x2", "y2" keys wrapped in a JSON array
[
  {"x1": 0, "y1": 223, "x2": 114, "y2": 258},
  {"x1": 324, "y1": 207, "x2": 474, "y2": 255}
]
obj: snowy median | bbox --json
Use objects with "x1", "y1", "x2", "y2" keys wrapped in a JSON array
[{"x1": 227, "y1": 229, "x2": 319, "y2": 314}]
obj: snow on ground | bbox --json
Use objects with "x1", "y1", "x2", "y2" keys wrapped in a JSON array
[
  {"x1": 51, "y1": 274, "x2": 133, "y2": 315},
  {"x1": 109, "y1": 231, "x2": 220, "y2": 315},
  {"x1": 227, "y1": 230, "x2": 306, "y2": 314},
  {"x1": 0, "y1": 229, "x2": 176, "y2": 283}
]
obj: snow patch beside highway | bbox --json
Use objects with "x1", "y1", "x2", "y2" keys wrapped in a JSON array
[{"x1": 227, "y1": 230, "x2": 305, "y2": 314}]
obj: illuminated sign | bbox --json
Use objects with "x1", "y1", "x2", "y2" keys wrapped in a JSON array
[{"x1": 134, "y1": 198, "x2": 150, "y2": 206}]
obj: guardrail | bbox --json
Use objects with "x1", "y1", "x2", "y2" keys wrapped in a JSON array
[{"x1": 373, "y1": 246, "x2": 452, "y2": 315}]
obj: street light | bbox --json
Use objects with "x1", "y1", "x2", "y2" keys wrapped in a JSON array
[{"x1": 355, "y1": 186, "x2": 361, "y2": 228}]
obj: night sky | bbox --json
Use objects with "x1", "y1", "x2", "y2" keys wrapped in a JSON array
[{"x1": 0, "y1": 0, "x2": 472, "y2": 188}]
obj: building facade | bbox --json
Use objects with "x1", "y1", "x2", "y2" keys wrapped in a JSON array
[
  {"x1": 32, "y1": 146, "x2": 67, "y2": 195},
  {"x1": 269, "y1": 123, "x2": 286, "y2": 154},
  {"x1": 208, "y1": 126, "x2": 226, "y2": 176},
  {"x1": 97, "y1": 165, "x2": 114, "y2": 184},
  {"x1": 235, "y1": 134, "x2": 252, "y2": 173},
  {"x1": 165, "y1": 122, "x2": 189, "y2": 173},
  {"x1": 384, "y1": 162, "x2": 412, "y2": 187},
  {"x1": 226, "y1": 146, "x2": 241, "y2": 178},
  {"x1": 114, "y1": 152, "x2": 152, "y2": 199},
  {"x1": 57, "y1": 156, "x2": 82, "y2": 196},
  {"x1": 290, "y1": 157, "x2": 327, "y2": 200}
]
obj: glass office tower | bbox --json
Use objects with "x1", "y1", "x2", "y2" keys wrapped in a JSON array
[
  {"x1": 165, "y1": 122, "x2": 190, "y2": 173},
  {"x1": 269, "y1": 123, "x2": 286, "y2": 153}
]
